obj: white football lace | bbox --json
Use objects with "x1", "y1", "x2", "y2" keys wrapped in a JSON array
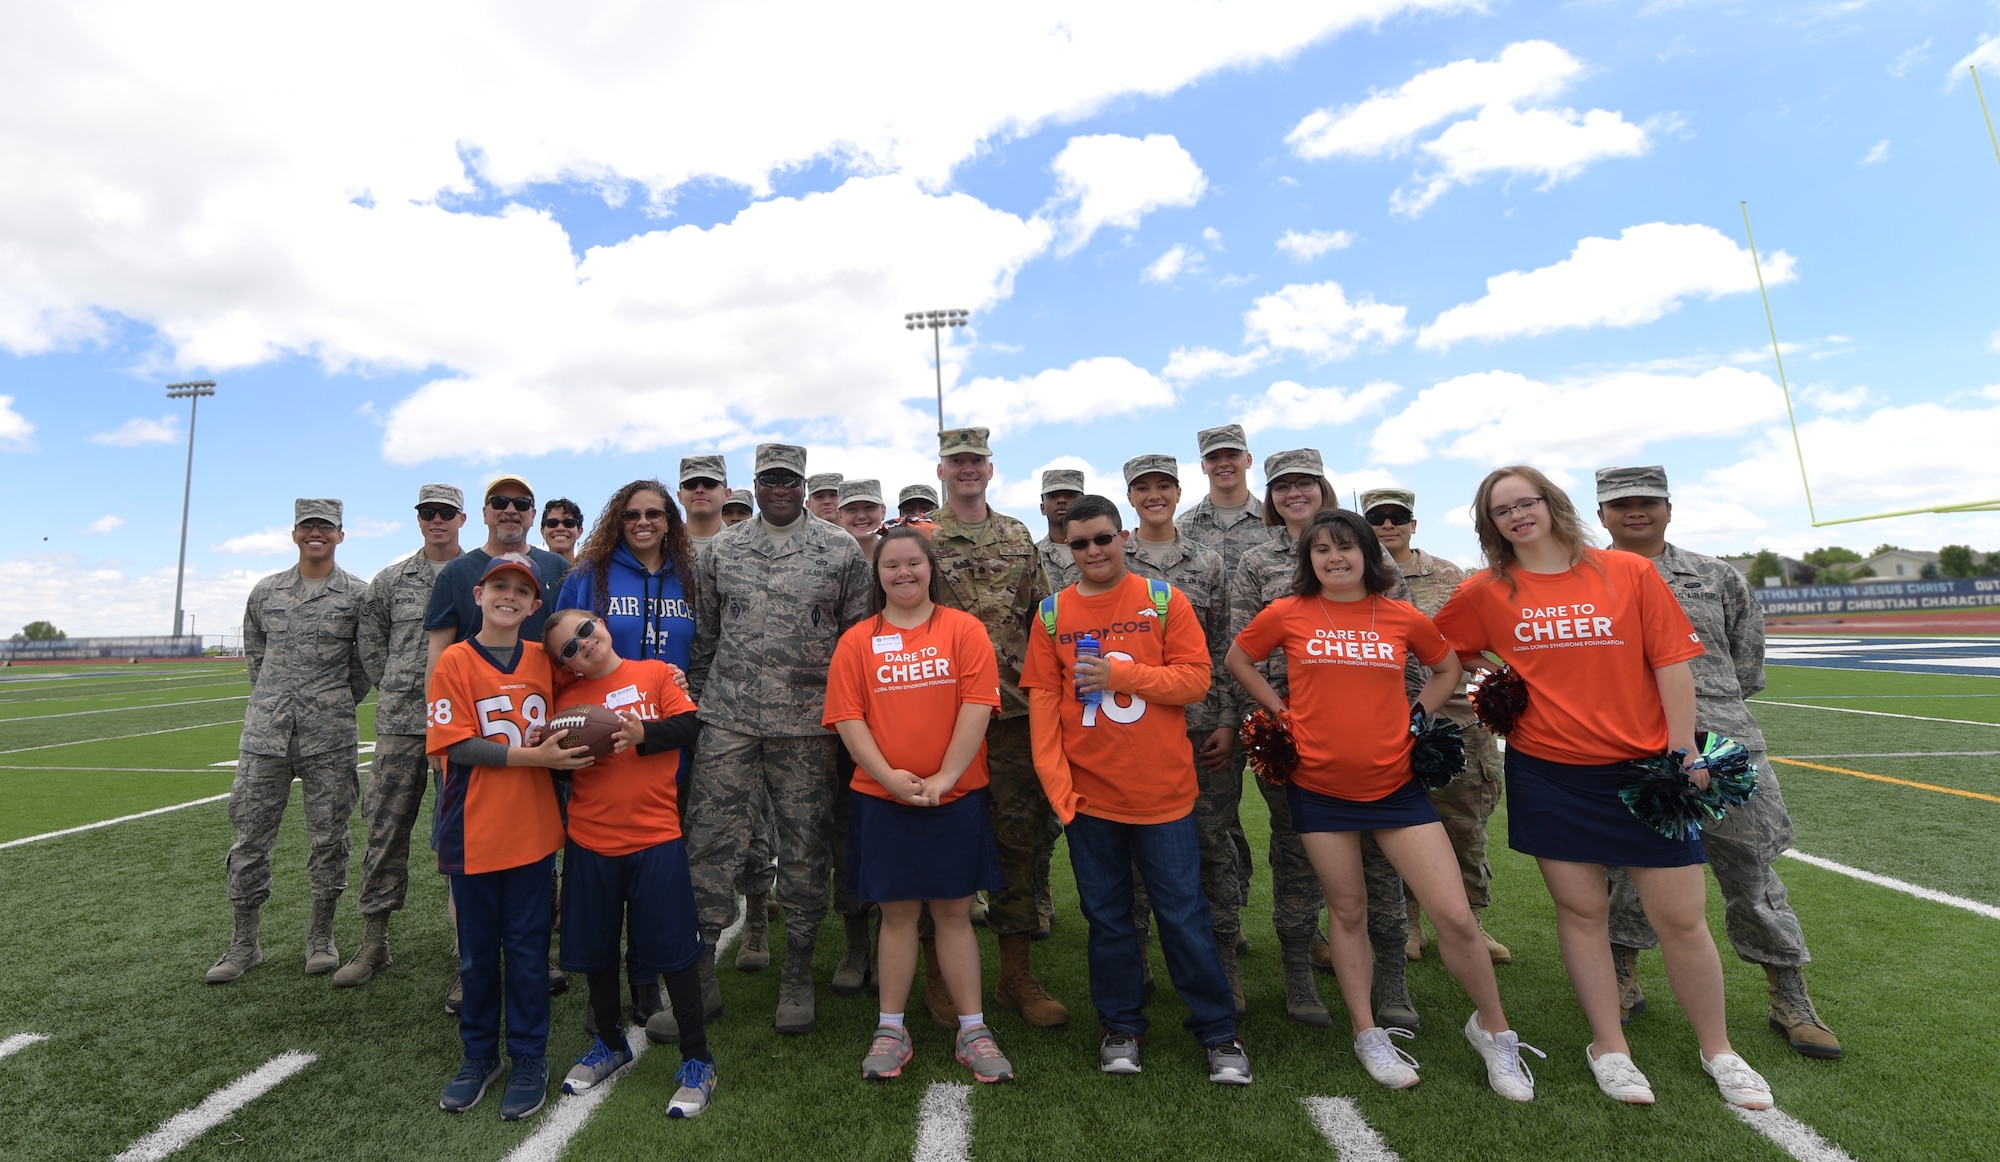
[{"x1": 1360, "y1": 1027, "x2": 1421, "y2": 1072}]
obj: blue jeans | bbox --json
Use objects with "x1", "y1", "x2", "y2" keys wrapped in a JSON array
[
  {"x1": 1065, "y1": 811, "x2": 1236, "y2": 1045},
  {"x1": 450, "y1": 854, "x2": 556, "y2": 1062}
]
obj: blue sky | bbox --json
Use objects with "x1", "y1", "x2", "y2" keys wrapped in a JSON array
[{"x1": 5, "y1": 1, "x2": 2000, "y2": 639}]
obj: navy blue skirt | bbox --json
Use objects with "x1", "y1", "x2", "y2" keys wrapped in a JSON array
[
  {"x1": 1504, "y1": 747, "x2": 1707, "y2": 867},
  {"x1": 846, "y1": 787, "x2": 1007, "y2": 903},
  {"x1": 1286, "y1": 776, "x2": 1440, "y2": 834}
]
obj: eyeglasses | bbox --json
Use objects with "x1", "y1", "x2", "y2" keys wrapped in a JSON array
[
  {"x1": 1366, "y1": 508, "x2": 1413, "y2": 526},
  {"x1": 681, "y1": 477, "x2": 722, "y2": 491},
  {"x1": 416, "y1": 505, "x2": 459, "y2": 522},
  {"x1": 1270, "y1": 478, "x2": 1321, "y2": 496},
  {"x1": 1488, "y1": 496, "x2": 1546, "y2": 522},
  {"x1": 621, "y1": 507, "x2": 668, "y2": 524},
  {"x1": 541, "y1": 517, "x2": 580, "y2": 529},
  {"x1": 755, "y1": 472, "x2": 804, "y2": 489},
  {"x1": 297, "y1": 520, "x2": 338, "y2": 532},
  {"x1": 558, "y1": 618, "x2": 597, "y2": 661},
  {"x1": 1066, "y1": 532, "x2": 1120, "y2": 551},
  {"x1": 488, "y1": 495, "x2": 535, "y2": 512}
]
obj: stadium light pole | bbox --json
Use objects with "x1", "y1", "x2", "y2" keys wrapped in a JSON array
[
  {"x1": 166, "y1": 380, "x2": 216, "y2": 639},
  {"x1": 904, "y1": 308, "x2": 969, "y2": 433}
]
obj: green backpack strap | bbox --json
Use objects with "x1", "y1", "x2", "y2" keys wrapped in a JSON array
[
  {"x1": 1146, "y1": 578, "x2": 1172, "y2": 626},
  {"x1": 1038, "y1": 593, "x2": 1060, "y2": 639}
]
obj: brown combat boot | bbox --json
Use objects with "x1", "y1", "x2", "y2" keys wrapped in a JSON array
[
  {"x1": 1477, "y1": 914, "x2": 1512, "y2": 965},
  {"x1": 1405, "y1": 900, "x2": 1426, "y2": 960},
  {"x1": 332, "y1": 913, "x2": 391, "y2": 987},
  {"x1": 830, "y1": 912, "x2": 872, "y2": 996},
  {"x1": 1309, "y1": 928, "x2": 1335, "y2": 973},
  {"x1": 994, "y1": 933, "x2": 1068, "y2": 1027},
  {"x1": 304, "y1": 897, "x2": 340, "y2": 975},
  {"x1": 922, "y1": 937, "x2": 958, "y2": 1028},
  {"x1": 1766, "y1": 965, "x2": 1842, "y2": 1059},
  {"x1": 205, "y1": 902, "x2": 263, "y2": 984},
  {"x1": 1613, "y1": 944, "x2": 1646, "y2": 1024},
  {"x1": 735, "y1": 892, "x2": 770, "y2": 972}
]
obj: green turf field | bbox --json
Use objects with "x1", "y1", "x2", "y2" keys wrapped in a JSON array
[{"x1": 0, "y1": 660, "x2": 1993, "y2": 1160}]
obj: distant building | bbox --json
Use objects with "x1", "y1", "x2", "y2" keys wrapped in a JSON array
[
  {"x1": 1853, "y1": 549, "x2": 1939, "y2": 583},
  {"x1": 1723, "y1": 555, "x2": 1813, "y2": 587}
]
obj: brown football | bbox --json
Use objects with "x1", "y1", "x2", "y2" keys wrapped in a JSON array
[{"x1": 547, "y1": 703, "x2": 624, "y2": 759}]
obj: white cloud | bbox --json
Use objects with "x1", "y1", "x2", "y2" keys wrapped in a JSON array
[
  {"x1": 1276, "y1": 229, "x2": 1355, "y2": 261},
  {"x1": 1142, "y1": 244, "x2": 1200, "y2": 283},
  {"x1": 89, "y1": 414, "x2": 180, "y2": 446},
  {"x1": 213, "y1": 527, "x2": 295, "y2": 556},
  {"x1": 1050, "y1": 134, "x2": 1208, "y2": 254},
  {"x1": 1418, "y1": 223, "x2": 1797, "y2": 350},
  {"x1": 1799, "y1": 383, "x2": 1874, "y2": 413},
  {"x1": 1243, "y1": 281, "x2": 1409, "y2": 361},
  {"x1": 1201, "y1": 227, "x2": 1222, "y2": 248},
  {"x1": 83, "y1": 514, "x2": 124, "y2": 534},
  {"x1": 0, "y1": 554, "x2": 265, "y2": 640},
  {"x1": 1162, "y1": 345, "x2": 1271, "y2": 386},
  {"x1": 1860, "y1": 139, "x2": 1889, "y2": 166},
  {"x1": 1949, "y1": 38, "x2": 2000, "y2": 85},
  {"x1": 948, "y1": 356, "x2": 1175, "y2": 436},
  {"x1": 1392, "y1": 104, "x2": 1654, "y2": 217},
  {"x1": 0, "y1": 396, "x2": 30, "y2": 449},
  {"x1": 1286, "y1": 40, "x2": 1583, "y2": 158},
  {"x1": 995, "y1": 455, "x2": 1126, "y2": 516},
  {"x1": 1888, "y1": 39, "x2": 1931, "y2": 77},
  {"x1": 1369, "y1": 365, "x2": 1788, "y2": 469},
  {"x1": 1232, "y1": 379, "x2": 1402, "y2": 435}
]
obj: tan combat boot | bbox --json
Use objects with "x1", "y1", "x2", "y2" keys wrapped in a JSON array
[
  {"x1": 1309, "y1": 928, "x2": 1335, "y2": 973},
  {"x1": 1613, "y1": 944, "x2": 1646, "y2": 1025},
  {"x1": 304, "y1": 897, "x2": 340, "y2": 975},
  {"x1": 774, "y1": 934, "x2": 818, "y2": 1034},
  {"x1": 1766, "y1": 965, "x2": 1843, "y2": 1059},
  {"x1": 332, "y1": 913, "x2": 392, "y2": 987},
  {"x1": 830, "y1": 912, "x2": 872, "y2": 996},
  {"x1": 1477, "y1": 915, "x2": 1512, "y2": 965},
  {"x1": 735, "y1": 892, "x2": 771, "y2": 972},
  {"x1": 1405, "y1": 900, "x2": 1426, "y2": 960},
  {"x1": 921, "y1": 937, "x2": 958, "y2": 1028},
  {"x1": 206, "y1": 902, "x2": 263, "y2": 984},
  {"x1": 994, "y1": 933, "x2": 1068, "y2": 1027}
]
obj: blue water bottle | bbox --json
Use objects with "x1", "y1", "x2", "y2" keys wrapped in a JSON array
[{"x1": 1075, "y1": 634, "x2": 1103, "y2": 709}]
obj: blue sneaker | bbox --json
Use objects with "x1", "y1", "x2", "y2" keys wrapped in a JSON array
[
  {"x1": 439, "y1": 1056, "x2": 504, "y2": 1113},
  {"x1": 562, "y1": 1036, "x2": 634, "y2": 1095},
  {"x1": 500, "y1": 1055, "x2": 548, "y2": 1121},
  {"x1": 666, "y1": 1058, "x2": 717, "y2": 1118}
]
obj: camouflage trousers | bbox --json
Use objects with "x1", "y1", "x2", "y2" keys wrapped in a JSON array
[
  {"x1": 1134, "y1": 731, "x2": 1247, "y2": 939},
  {"x1": 225, "y1": 742, "x2": 359, "y2": 908},
  {"x1": 986, "y1": 716, "x2": 1057, "y2": 937},
  {"x1": 355, "y1": 734, "x2": 429, "y2": 915},
  {"x1": 1415, "y1": 722, "x2": 1503, "y2": 912},
  {"x1": 1607, "y1": 752, "x2": 1809, "y2": 967},
  {"x1": 684, "y1": 725, "x2": 838, "y2": 945},
  {"x1": 734, "y1": 779, "x2": 778, "y2": 899},
  {"x1": 1256, "y1": 769, "x2": 1406, "y2": 950}
]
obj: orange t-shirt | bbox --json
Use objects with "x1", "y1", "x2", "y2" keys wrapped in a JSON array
[
  {"x1": 559, "y1": 658, "x2": 698, "y2": 856},
  {"x1": 822, "y1": 608, "x2": 1000, "y2": 804},
  {"x1": 1021, "y1": 573, "x2": 1213, "y2": 825},
  {"x1": 1235, "y1": 594, "x2": 1450, "y2": 802},
  {"x1": 1432, "y1": 549, "x2": 1705, "y2": 765},
  {"x1": 427, "y1": 639, "x2": 566, "y2": 875}
]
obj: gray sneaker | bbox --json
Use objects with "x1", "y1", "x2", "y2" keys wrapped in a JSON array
[
  {"x1": 862, "y1": 1025, "x2": 913, "y2": 1080},
  {"x1": 1099, "y1": 1031, "x2": 1141, "y2": 1075},
  {"x1": 1206, "y1": 1037, "x2": 1252, "y2": 1086},
  {"x1": 954, "y1": 1025, "x2": 1014, "y2": 1084}
]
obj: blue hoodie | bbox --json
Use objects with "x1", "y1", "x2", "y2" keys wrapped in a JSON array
[{"x1": 554, "y1": 543, "x2": 696, "y2": 672}]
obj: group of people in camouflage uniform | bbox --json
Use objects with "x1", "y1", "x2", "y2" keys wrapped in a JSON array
[{"x1": 209, "y1": 422, "x2": 1841, "y2": 1092}]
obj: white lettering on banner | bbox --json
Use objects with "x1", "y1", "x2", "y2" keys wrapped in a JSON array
[{"x1": 872, "y1": 633, "x2": 904, "y2": 654}]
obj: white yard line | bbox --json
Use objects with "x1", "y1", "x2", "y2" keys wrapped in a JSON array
[
  {"x1": 911, "y1": 1083, "x2": 973, "y2": 1162},
  {"x1": 1751, "y1": 700, "x2": 2000, "y2": 729},
  {"x1": 0, "y1": 794, "x2": 231, "y2": 851},
  {"x1": 0, "y1": 1033, "x2": 50, "y2": 1061},
  {"x1": 0, "y1": 720, "x2": 245, "y2": 756},
  {"x1": 0, "y1": 765, "x2": 227, "y2": 773},
  {"x1": 1301, "y1": 1096, "x2": 1401, "y2": 1162},
  {"x1": 1782, "y1": 849, "x2": 2000, "y2": 921},
  {"x1": 1734, "y1": 1108, "x2": 1857, "y2": 1162},
  {"x1": 114, "y1": 1050, "x2": 316, "y2": 1162},
  {"x1": 0, "y1": 695, "x2": 246, "y2": 721},
  {"x1": 1779, "y1": 751, "x2": 2000, "y2": 759}
]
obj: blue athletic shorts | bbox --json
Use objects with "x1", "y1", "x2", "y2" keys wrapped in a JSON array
[{"x1": 557, "y1": 838, "x2": 704, "y2": 976}]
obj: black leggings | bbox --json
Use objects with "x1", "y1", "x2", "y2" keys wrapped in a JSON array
[{"x1": 587, "y1": 966, "x2": 710, "y2": 1063}]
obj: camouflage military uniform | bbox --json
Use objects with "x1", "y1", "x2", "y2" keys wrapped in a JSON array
[
  {"x1": 354, "y1": 548, "x2": 453, "y2": 915},
  {"x1": 932, "y1": 506, "x2": 1054, "y2": 938},
  {"x1": 685, "y1": 513, "x2": 870, "y2": 945},
  {"x1": 1607, "y1": 543, "x2": 1808, "y2": 966},
  {"x1": 690, "y1": 533, "x2": 777, "y2": 902},
  {"x1": 1397, "y1": 547, "x2": 1504, "y2": 912},
  {"x1": 1036, "y1": 534, "x2": 1080, "y2": 593},
  {"x1": 228, "y1": 565, "x2": 371, "y2": 908}
]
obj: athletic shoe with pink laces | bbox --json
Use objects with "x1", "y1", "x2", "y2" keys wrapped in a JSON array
[
  {"x1": 954, "y1": 1025, "x2": 1015, "y2": 1084},
  {"x1": 862, "y1": 1025, "x2": 913, "y2": 1081}
]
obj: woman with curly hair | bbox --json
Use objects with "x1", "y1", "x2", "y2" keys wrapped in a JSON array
[
  {"x1": 555, "y1": 480, "x2": 697, "y2": 673},
  {"x1": 1432, "y1": 466, "x2": 1771, "y2": 1111}
]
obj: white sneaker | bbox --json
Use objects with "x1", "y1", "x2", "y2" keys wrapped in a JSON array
[
  {"x1": 1353, "y1": 1027, "x2": 1421, "y2": 1090},
  {"x1": 1586, "y1": 1045, "x2": 1655, "y2": 1104},
  {"x1": 1462, "y1": 1013, "x2": 1542, "y2": 1102},
  {"x1": 1702, "y1": 1052, "x2": 1773, "y2": 1110}
]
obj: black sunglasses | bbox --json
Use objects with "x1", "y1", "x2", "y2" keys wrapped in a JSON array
[
  {"x1": 559, "y1": 618, "x2": 597, "y2": 661},
  {"x1": 681, "y1": 477, "x2": 722, "y2": 491},
  {"x1": 1066, "y1": 532, "x2": 1120, "y2": 551},
  {"x1": 1366, "y1": 508, "x2": 1413, "y2": 526},
  {"x1": 416, "y1": 505, "x2": 459, "y2": 522},
  {"x1": 488, "y1": 495, "x2": 535, "y2": 512},
  {"x1": 755, "y1": 471, "x2": 805, "y2": 489},
  {"x1": 541, "y1": 517, "x2": 580, "y2": 529},
  {"x1": 621, "y1": 507, "x2": 668, "y2": 524}
]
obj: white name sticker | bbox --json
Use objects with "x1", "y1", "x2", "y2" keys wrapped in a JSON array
[
  {"x1": 872, "y1": 633, "x2": 904, "y2": 654},
  {"x1": 604, "y1": 684, "x2": 642, "y2": 710}
]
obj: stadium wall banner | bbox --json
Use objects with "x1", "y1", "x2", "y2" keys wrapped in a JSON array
[
  {"x1": 1753, "y1": 577, "x2": 2000, "y2": 616},
  {"x1": 0, "y1": 636, "x2": 205, "y2": 662}
]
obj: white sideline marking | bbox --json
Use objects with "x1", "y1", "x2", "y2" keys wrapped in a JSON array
[
  {"x1": 1302, "y1": 1096, "x2": 1401, "y2": 1161},
  {"x1": 1780, "y1": 751, "x2": 2000, "y2": 759},
  {"x1": 0, "y1": 765, "x2": 225, "y2": 773},
  {"x1": 211, "y1": 741, "x2": 372, "y2": 766},
  {"x1": 0, "y1": 1033, "x2": 50, "y2": 1060},
  {"x1": 0, "y1": 720, "x2": 245, "y2": 756},
  {"x1": 496, "y1": 902, "x2": 747, "y2": 1162},
  {"x1": 114, "y1": 1050, "x2": 316, "y2": 1161},
  {"x1": 1735, "y1": 1108, "x2": 1857, "y2": 1162},
  {"x1": 1783, "y1": 849, "x2": 2000, "y2": 921},
  {"x1": 912, "y1": 1082, "x2": 973, "y2": 1162},
  {"x1": 1751, "y1": 699, "x2": 2000, "y2": 729},
  {"x1": 0, "y1": 694, "x2": 246, "y2": 721},
  {"x1": 0, "y1": 794, "x2": 231, "y2": 850}
]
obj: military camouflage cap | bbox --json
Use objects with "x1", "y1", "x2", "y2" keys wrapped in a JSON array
[
  {"x1": 482, "y1": 472, "x2": 534, "y2": 499},
  {"x1": 477, "y1": 551, "x2": 542, "y2": 596},
  {"x1": 1596, "y1": 465, "x2": 1671, "y2": 503},
  {"x1": 1197, "y1": 424, "x2": 1249, "y2": 456},
  {"x1": 294, "y1": 498, "x2": 342, "y2": 527},
  {"x1": 898, "y1": 484, "x2": 939, "y2": 507},
  {"x1": 1122, "y1": 454, "x2": 1179, "y2": 485},
  {"x1": 938, "y1": 427, "x2": 992, "y2": 457},
  {"x1": 807, "y1": 472, "x2": 844, "y2": 496},
  {"x1": 415, "y1": 483, "x2": 463, "y2": 510},
  {"x1": 722, "y1": 488, "x2": 754, "y2": 511},
  {"x1": 679, "y1": 454, "x2": 727, "y2": 486},
  {"x1": 1040, "y1": 468, "x2": 1086, "y2": 496},
  {"x1": 1359, "y1": 487, "x2": 1416, "y2": 514},
  {"x1": 838, "y1": 478, "x2": 884, "y2": 507},
  {"x1": 754, "y1": 443, "x2": 807, "y2": 476},
  {"x1": 1263, "y1": 447, "x2": 1327, "y2": 484}
]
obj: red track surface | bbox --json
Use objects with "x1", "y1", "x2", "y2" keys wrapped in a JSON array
[{"x1": 1767, "y1": 607, "x2": 2000, "y2": 636}]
